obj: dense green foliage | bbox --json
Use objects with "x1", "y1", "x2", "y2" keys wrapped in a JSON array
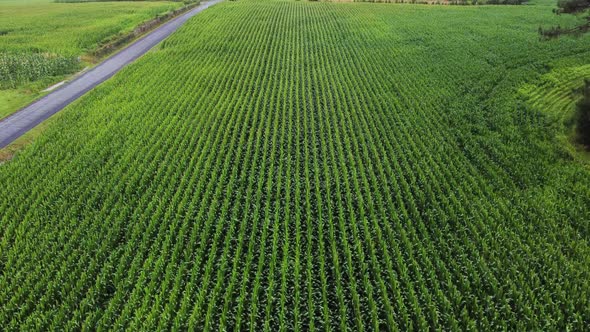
[
  {"x1": 558, "y1": 0, "x2": 589, "y2": 13},
  {"x1": 539, "y1": 0, "x2": 589, "y2": 37},
  {"x1": 1, "y1": 0, "x2": 589, "y2": 330},
  {"x1": 0, "y1": 0, "x2": 184, "y2": 118},
  {"x1": 0, "y1": 53, "x2": 79, "y2": 89}
]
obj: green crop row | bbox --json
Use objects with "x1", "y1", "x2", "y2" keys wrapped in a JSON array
[
  {"x1": 0, "y1": 0, "x2": 589, "y2": 330},
  {"x1": 0, "y1": 53, "x2": 80, "y2": 89}
]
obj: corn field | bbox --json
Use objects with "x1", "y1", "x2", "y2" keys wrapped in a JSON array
[
  {"x1": 0, "y1": 0, "x2": 589, "y2": 330},
  {"x1": 0, "y1": 52, "x2": 79, "y2": 89}
]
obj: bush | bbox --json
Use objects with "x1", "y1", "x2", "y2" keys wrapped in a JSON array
[{"x1": 557, "y1": 0, "x2": 590, "y2": 13}]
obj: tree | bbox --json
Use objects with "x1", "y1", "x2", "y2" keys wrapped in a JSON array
[
  {"x1": 539, "y1": 0, "x2": 590, "y2": 37},
  {"x1": 557, "y1": 0, "x2": 590, "y2": 14}
]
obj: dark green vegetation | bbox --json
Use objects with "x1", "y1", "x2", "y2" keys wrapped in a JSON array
[
  {"x1": 1, "y1": 0, "x2": 589, "y2": 330},
  {"x1": 558, "y1": 0, "x2": 590, "y2": 13},
  {"x1": 539, "y1": 0, "x2": 589, "y2": 36},
  {"x1": 0, "y1": 0, "x2": 184, "y2": 119},
  {"x1": 557, "y1": 0, "x2": 590, "y2": 33},
  {"x1": 575, "y1": 79, "x2": 590, "y2": 146}
]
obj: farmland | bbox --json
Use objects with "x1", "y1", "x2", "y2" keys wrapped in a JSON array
[
  {"x1": 1, "y1": 0, "x2": 590, "y2": 330},
  {"x1": 0, "y1": 0, "x2": 185, "y2": 119}
]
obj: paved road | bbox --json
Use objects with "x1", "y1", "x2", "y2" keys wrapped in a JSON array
[{"x1": 0, "y1": 0, "x2": 222, "y2": 149}]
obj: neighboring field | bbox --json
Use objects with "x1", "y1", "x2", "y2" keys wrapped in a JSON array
[
  {"x1": 1, "y1": 0, "x2": 590, "y2": 330},
  {"x1": 0, "y1": 0, "x2": 185, "y2": 119}
]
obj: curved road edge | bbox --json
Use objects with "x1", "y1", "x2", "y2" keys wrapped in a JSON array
[{"x1": 0, "y1": 0, "x2": 223, "y2": 149}]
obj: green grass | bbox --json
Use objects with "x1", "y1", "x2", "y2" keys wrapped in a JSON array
[
  {"x1": 1, "y1": 0, "x2": 589, "y2": 330},
  {"x1": 0, "y1": 0, "x2": 185, "y2": 119},
  {"x1": 0, "y1": 89, "x2": 40, "y2": 119}
]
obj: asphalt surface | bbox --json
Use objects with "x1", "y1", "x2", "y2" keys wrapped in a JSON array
[{"x1": 0, "y1": 0, "x2": 222, "y2": 149}]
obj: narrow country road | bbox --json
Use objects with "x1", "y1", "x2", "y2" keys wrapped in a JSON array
[{"x1": 0, "y1": 0, "x2": 222, "y2": 149}]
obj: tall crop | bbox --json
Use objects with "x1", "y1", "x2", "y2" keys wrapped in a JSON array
[
  {"x1": 0, "y1": 0, "x2": 589, "y2": 330},
  {"x1": 0, "y1": 52, "x2": 79, "y2": 89}
]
